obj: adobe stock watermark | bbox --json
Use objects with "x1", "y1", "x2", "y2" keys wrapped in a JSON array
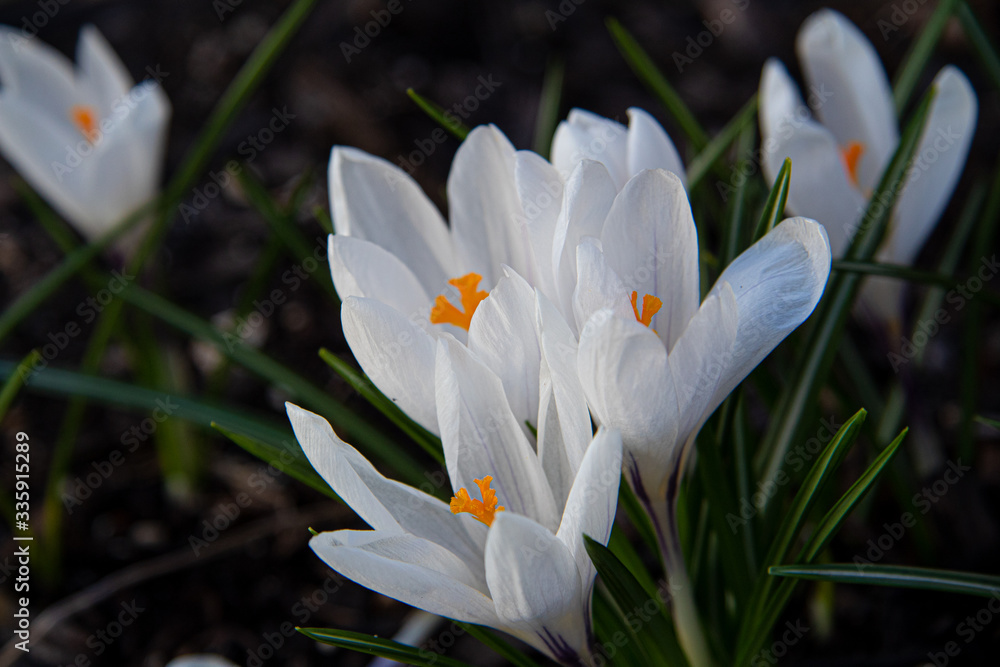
[
  {"x1": 7, "y1": 0, "x2": 71, "y2": 46},
  {"x1": 246, "y1": 574, "x2": 346, "y2": 666},
  {"x1": 672, "y1": 0, "x2": 751, "y2": 73},
  {"x1": 877, "y1": 0, "x2": 933, "y2": 41},
  {"x1": 545, "y1": 0, "x2": 587, "y2": 30},
  {"x1": 392, "y1": 75, "x2": 503, "y2": 176},
  {"x1": 726, "y1": 416, "x2": 843, "y2": 533},
  {"x1": 180, "y1": 106, "x2": 296, "y2": 223},
  {"x1": 887, "y1": 255, "x2": 1000, "y2": 372},
  {"x1": 749, "y1": 619, "x2": 809, "y2": 666},
  {"x1": 340, "y1": 0, "x2": 412, "y2": 63},
  {"x1": 927, "y1": 589, "x2": 1000, "y2": 666},
  {"x1": 214, "y1": 0, "x2": 244, "y2": 21}
]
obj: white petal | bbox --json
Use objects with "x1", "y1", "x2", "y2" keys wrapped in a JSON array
[
  {"x1": 536, "y1": 291, "x2": 593, "y2": 507},
  {"x1": 551, "y1": 108, "x2": 630, "y2": 188},
  {"x1": 577, "y1": 312, "x2": 679, "y2": 486},
  {"x1": 556, "y1": 427, "x2": 622, "y2": 595},
  {"x1": 329, "y1": 146, "x2": 454, "y2": 296},
  {"x1": 889, "y1": 66, "x2": 978, "y2": 265},
  {"x1": 166, "y1": 656, "x2": 239, "y2": 667},
  {"x1": 76, "y1": 26, "x2": 134, "y2": 116},
  {"x1": 572, "y1": 238, "x2": 634, "y2": 334},
  {"x1": 761, "y1": 119, "x2": 867, "y2": 256},
  {"x1": 485, "y1": 512, "x2": 588, "y2": 662},
  {"x1": 759, "y1": 59, "x2": 807, "y2": 145},
  {"x1": 311, "y1": 529, "x2": 499, "y2": 626},
  {"x1": 667, "y1": 285, "x2": 738, "y2": 439},
  {"x1": 466, "y1": 269, "x2": 541, "y2": 432},
  {"x1": 600, "y1": 169, "x2": 700, "y2": 351},
  {"x1": 341, "y1": 297, "x2": 440, "y2": 434},
  {"x1": 626, "y1": 107, "x2": 685, "y2": 184},
  {"x1": 515, "y1": 150, "x2": 563, "y2": 296},
  {"x1": 448, "y1": 125, "x2": 526, "y2": 286},
  {"x1": 709, "y1": 217, "x2": 831, "y2": 408},
  {"x1": 435, "y1": 338, "x2": 560, "y2": 530},
  {"x1": 551, "y1": 160, "x2": 617, "y2": 327},
  {"x1": 287, "y1": 403, "x2": 487, "y2": 564},
  {"x1": 0, "y1": 26, "x2": 78, "y2": 114},
  {"x1": 329, "y1": 235, "x2": 431, "y2": 317},
  {"x1": 796, "y1": 8, "x2": 898, "y2": 190}
]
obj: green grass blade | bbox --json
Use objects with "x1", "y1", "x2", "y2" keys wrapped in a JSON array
[
  {"x1": 751, "y1": 158, "x2": 791, "y2": 243},
  {"x1": 757, "y1": 87, "x2": 935, "y2": 487},
  {"x1": 769, "y1": 564, "x2": 1000, "y2": 598},
  {"x1": 686, "y1": 94, "x2": 757, "y2": 190},
  {"x1": 456, "y1": 624, "x2": 542, "y2": 667},
  {"x1": 298, "y1": 627, "x2": 474, "y2": 667},
  {"x1": 892, "y1": 0, "x2": 961, "y2": 111},
  {"x1": 406, "y1": 88, "x2": 470, "y2": 140},
  {"x1": 976, "y1": 415, "x2": 1000, "y2": 430},
  {"x1": 532, "y1": 57, "x2": 565, "y2": 158},
  {"x1": 605, "y1": 17, "x2": 709, "y2": 149},
  {"x1": 718, "y1": 123, "x2": 755, "y2": 269},
  {"x1": 0, "y1": 350, "x2": 41, "y2": 424},
  {"x1": 318, "y1": 348, "x2": 443, "y2": 463},
  {"x1": 958, "y1": 2, "x2": 1000, "y2": 89}
]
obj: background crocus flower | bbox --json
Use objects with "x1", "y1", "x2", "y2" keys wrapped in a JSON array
[
  {"x1": 0, "y1": 25, "x2": 170, "y2": 241},
  {"x1": 287, "y1": 336, "x2": 622, "y2": 665},
  {"x1": 573, "y1": 168, "x2": 832, "y2": 665},
  {"x1": 758, "y1": 9, "x2": 977, "y2": 322}
]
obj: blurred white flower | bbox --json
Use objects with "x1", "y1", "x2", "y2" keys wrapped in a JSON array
[
  {"x1": 0, "y1": 25, "x2": 170, "y2": 241},
  {"x1": 165, "y1": 656, "x2": 238, "y2": 667},
  {"x1": 758, "y1": 8, "x2": 976, "y2": 321}
]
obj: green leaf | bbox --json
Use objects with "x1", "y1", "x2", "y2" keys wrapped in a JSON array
[
  {"x1": 0, "y1": 350, "x2": 41, "y2": 424},
  {"x1": 756, "y1": 85, "x2": 935, "y2": 488},
  {"x1": 605, "y1": 17, "x2": 709, "y2": 150},
  {"x1": 584, "y1": 535, "x2": 689, "y2": 667},
  {"x1": 455, "y1": 624, "x2": 542, "y2": 667},
  {"x1": 769, "y1": 564, "x2": 1000, "y2": 598},
  {"x1": 975, "y1": 415, "x2": 1000, "y2": 430},
  {"x1": 685, "y1": 95, "x2": 757, "y2": 190},
  {"x1": 319, "y1": 348, "x2": 444, "y2": 463},
  {"x1": 407, "y1": 88, "x2": 470, "y2": 140},
  {"x1": 298, "y1": 627, "x2": 473, "y2": 667},
  {"x1": 717, "y1": 122, "x2": 755, "y2": 269},
  {"x1": 751, "y1": 158, "x2": 790, "y2": 244},
  {"x1": 892, "y1": 0, "x2": 961, "y2": 111},
  {"x1": 532, "y1": 57, "x2": 565, "y2": 158},
  {"x1": 958, "y1": 2, "x2": 1000, "y2": 89}
]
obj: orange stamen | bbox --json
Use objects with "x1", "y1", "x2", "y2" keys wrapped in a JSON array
[
  {"x1": 430, "y1": 273, "x2": 488, "y2": 331},
  {"x1": 840, "y1": 141, "x2": 865, "y2": 188},
  {"x1": 70, "y1": 105, "x2": 100, "y2": 144},
  {"x1": 450, "y1": 476, "x2": 505, "y2": 527},
  {"x1": 630, "y1": 291, "x2": 662, "y2": 328}
]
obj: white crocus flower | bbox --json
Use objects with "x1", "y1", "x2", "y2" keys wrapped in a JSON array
[
  {"x1": 328, "y1": 109, "x2": 683, "y2": 434},
  {"x1": 574, "y1": 168, "x2": 831, "y2": 666},
  {"x1": 287, "y1": 278, "x2": 621, "y2": 664},
  {"x1": 758, "y1": 8, "x2": 976, "y2": 323},
  {"x1": 165, "y1": 657, "x2": 238, "y2": 667},
  {"x1": 0, "y1": 26, "x2": 170, "y2": 242}
]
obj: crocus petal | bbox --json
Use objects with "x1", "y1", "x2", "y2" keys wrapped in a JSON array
[
  {"x1": 76, "y1": 26, "x2": 134, "y2": 116},
  {"x1": 556, "y1": 427, "x2": 622, "y2": 595},
  {"x1": 166, "y1": 656, "x2": 239, "y2": 667},
  {"x1": 287, "y1": 403, "x2": 487, "y2": 564},
  {"x1": 572, "y1": 238, "x2": 634, "y2": 332},
  {"x1": 600, "y1": 169, "x2": 700, "y2": 351},
  {"x1": 667, "y1": 284, "x2": 738, "y2": 440},
  {"x1": 536, "y1": 290, "x2": 592, "y2": 507},
  {"x1": 341, "y1": 296, "x2": 440, "y2": 434},
  {"x1": 448, "y1": 125, "x2": 527, "y2": 286},
  {"x1": 796, "y1": 8, "x2": 898, "y2": 190},
  {"x1": 329, "y1": 235, "x2": 431, "y2": 318},
  {"x1": 761, "y1": 118, "x2": 866, "y2": 256},
  {"x1": 626, "y1": 107, "x2": 685, "y2": 184},
  {"x1": 759, "y1": 58, "x2": 807, "y2": 146},
  {"x1": 0, "y1": 26, "x2": 78, "y2": 114},
  {"x1": 889, "y1": 66, "x2": 978, "y2": 265},
  {"x1": 551, "y1": 108, "x2": 630, "y2": 188},
  {"x1": 577, "y1": 311, "x2": 679, "y2": 480},
  {"x1": 485, "y1": 512, "x2": 587, "y2": 662},
  {"x1": 551, "y1": 160, "x2": 617, "y2": 327},
  {"x1": 515, "y1": 150, "x2": 563, "y2": 296},
  {"x1": 310, "y1": 529, "x2": 500, "y2": 626},
  {"x1": 329, "y1": 146, "x2": 454, "y2": 296},
  {"x1": 708, "y1": 217, "x2": 831, "y2": 408},
  {"x1": 467, "y1": 268, "x2": 541, "y2": 432},
  {"x1": 435, "y1": 338, "x2": 561, "y2": 531}
]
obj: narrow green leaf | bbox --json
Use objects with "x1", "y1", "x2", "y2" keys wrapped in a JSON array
[
  {"x1": 532, "y1": 58, "x2": 565, "y2": 158},
  {"x1": 591, "y1": 586, "x2": 649, "y2": 667},
  {"x1": 319, "y1": 348, "x2": 443, "y2": 463},
  {"x1": 892, "y1": 0, "x2": 961, "y2": 111},
  {"x1": 605, "y1": 17, "x2": 709, "y2": 149},
  {"x1": 769, "y1": 564, "x2": 1000, "y2": 598},
  {"x1": 298, "y1": 627, "x2": 473, "y2": 667},
  {"x1": 718, "y1": 122, "x2": 755, "y2": 269},
  {"x1": 0, "y1": 350, "x2": 41, "y2": 424},
  {"x1": 455, "y1": 624, "x2": 542, "y2": 667},
  {"x1": 407, "y1": 88, "x2": 470, "y2": 140},
  {"x1": 975, "y1": 415, "x2": 1000, "y2": 430},
  {"x1": 751, "y1": 158, "x2": 791, "y2": 243},
  {"x1": 584, "y1": 535, "x2": 689, "y2": 667},
  {"x1": 958, "y1": 2, "x2": 1000, "y2": 89},
  {"x1": 686, "y1": 95, "x2": 757, "y2": 189}
]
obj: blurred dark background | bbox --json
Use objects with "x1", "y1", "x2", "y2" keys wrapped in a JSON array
[{"x1": 0, "y1": 0, "x2": 999, "y2": 664}]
